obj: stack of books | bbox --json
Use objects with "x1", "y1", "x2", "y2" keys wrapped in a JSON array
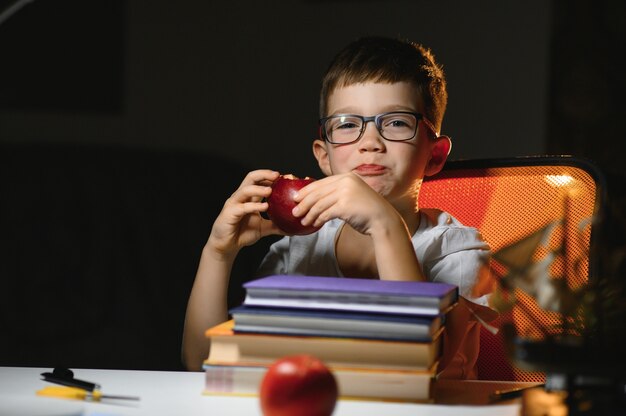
[{"x1": 203, "y1": 275, "x2": 458, "y2": 402}]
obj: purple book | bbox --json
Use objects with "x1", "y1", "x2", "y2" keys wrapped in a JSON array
[{"x1": 243, "y1": 275, "x2": 458, "y2": 316}]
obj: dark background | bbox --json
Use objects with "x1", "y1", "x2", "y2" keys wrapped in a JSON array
[
  {"x1": 0, "y1": 0, "x2": 624, "y2": 371},
  {"x1": 1, "y1": 1, "x2": 624, "y2": 177}
]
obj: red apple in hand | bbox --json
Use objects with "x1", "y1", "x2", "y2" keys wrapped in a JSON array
[
  {"x1": 267, "y1": 174, "x2": 321, "y2": 235},
  {"x1": 260, "y1": 354, "x2": 338, "y2": 416}
]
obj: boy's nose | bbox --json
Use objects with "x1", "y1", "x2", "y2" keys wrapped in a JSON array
[{"x1": 358, "y1": 122, "x2": 385, "y2": 151}]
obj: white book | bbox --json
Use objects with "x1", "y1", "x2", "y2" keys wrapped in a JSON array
[{"x1": 204, "y1": 362, "x2": 437, "y2": 402}]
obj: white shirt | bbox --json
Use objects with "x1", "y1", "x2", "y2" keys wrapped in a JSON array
[{"x1": 256, "y1": 209, "x2": 490, "y2": 302}]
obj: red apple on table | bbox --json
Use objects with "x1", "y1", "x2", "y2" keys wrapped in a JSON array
[
  {"x1": 267, "y1": 174, "x2": 321, "y2": 235},
  {"x1": 259, "y1": 354, "x2": 338, "y2": 416}
]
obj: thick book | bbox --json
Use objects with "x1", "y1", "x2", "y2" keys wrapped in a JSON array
[
  {"x1": 203, "y1": 361, "x2": 436, "y2": 402},
  {"x1": 230, "y1": 305, "x2": 443, "y2": 342},
  {"x1": 205, "y1": 320, "x2": 442, "y2": 371},
  {"x1": 243, "y1": 275, "x2": 458, "y2": 316}
]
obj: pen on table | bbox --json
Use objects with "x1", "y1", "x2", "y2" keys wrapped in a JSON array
[
  {"x1": 490, "y1": 384, "x2": 545, "y2": 402},
  {"x1": 37, "y1": 386, "x2": 140, "y2": 402}
]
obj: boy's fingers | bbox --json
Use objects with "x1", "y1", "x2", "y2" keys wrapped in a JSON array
[
  {"x1": 220, "y1": 201, "x2": 267, "y2": 226},
  {"x1": 293, "y1": 175, "x2": 339, "y2": 201},
  {"x1": 237, "y1": 201, "x2": 269, "y2": 216},
  {"x1": 237, "y1": 184, "x2": 273, "y2": 202},
  {"x1": 295, "y1": 177, "x2": 344, "y2": 219},
  {"x1": 242, "y1": 169, "x2": 280, "y2": 187},
  {"x1": 297, "y1": 191, "x2": 336, "y2": 225}
]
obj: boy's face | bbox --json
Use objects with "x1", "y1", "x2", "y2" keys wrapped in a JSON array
[{"x1": 313, "y1": 81, "x2": 450, "y2": 207}]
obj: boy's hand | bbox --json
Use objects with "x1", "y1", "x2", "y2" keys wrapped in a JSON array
[
  {"x1": 291, "y1": 172, "x2": 399, "y2": 236},
  {"x1": 207, "y1": 170, "x2": 284, "y2": 260}
]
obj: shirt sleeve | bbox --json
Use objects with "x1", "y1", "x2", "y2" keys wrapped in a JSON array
[
  {"x1": 415, "y1": 209, "x2": 493, "y2": 306},
  {"x1": 253, "y1": 219, "x2": 343, "y2": 278},
  {"x1": 254, "y1": 236, "x2": 290, "y2": 278}
]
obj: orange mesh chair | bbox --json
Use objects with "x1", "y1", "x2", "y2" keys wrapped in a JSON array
[{"x1": 418, "y1": 156, "x2": 605, "y2": 382}]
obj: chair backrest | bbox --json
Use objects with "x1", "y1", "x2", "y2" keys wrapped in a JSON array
[{"x1": 419, "y1": 156, "x2": 605, "y2": 382}]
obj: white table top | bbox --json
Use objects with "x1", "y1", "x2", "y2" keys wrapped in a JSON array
[{"x1": 0, "y1": 366, "x2": 522, "y2": 416}]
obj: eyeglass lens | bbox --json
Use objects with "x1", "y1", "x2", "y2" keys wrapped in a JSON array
[{"x1": 324, "y1": 112, "x2": 418, "y2": 144}]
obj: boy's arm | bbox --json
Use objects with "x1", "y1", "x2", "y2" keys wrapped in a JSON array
[
  {"x1": 182, "y1": 244, "x2": 234, "y2": 371},
  {"x1": 181, "y1": 170, "x2": 282, "y2": 371},
  {"x1": 293, "y1": 172, "x2": 425, "y2": 282},
  {"x1": 367, "y1": 208, "x2": 426, "y2": 281}
]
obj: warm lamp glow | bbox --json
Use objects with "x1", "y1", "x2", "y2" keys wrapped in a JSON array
[{"x1": 545, "y1": 175, "x2": 574, "y2": 187}]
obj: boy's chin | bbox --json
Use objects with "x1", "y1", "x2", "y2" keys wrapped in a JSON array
[{"x1": 360, "y1": 176, "x2": 393, "y2": 196}]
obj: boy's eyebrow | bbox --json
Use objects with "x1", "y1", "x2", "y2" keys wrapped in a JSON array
[{"x1": 328, "y1": 105, "x2": 418, "y2": 116}]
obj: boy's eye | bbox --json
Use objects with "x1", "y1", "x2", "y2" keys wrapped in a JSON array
[
  {"x1": 336, "y1": 122, "x2": 359, "y2": 130},
  {"x1": 382, "y1": 115, "x2": 415, "y2": 130},
  {"x1": 389, "y1": 120, "x2": 410, "y2": 127},
  {"x1": 331, "y1": 117, "x2": 361, "y2": 131}
]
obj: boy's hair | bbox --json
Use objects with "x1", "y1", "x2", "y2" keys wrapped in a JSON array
[{"x1": 320, "y1": 36, "x2": 448, "y2": 133}]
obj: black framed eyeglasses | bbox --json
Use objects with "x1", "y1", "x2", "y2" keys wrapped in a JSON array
[{"x1": 319, "y1": 111, "x2": 438, "y2": 145}]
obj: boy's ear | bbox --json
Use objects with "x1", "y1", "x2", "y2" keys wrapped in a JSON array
[
  {"x1": 312, "y1": 139, "x2": 333, "y2": 176},
  {"x1": 424, "y1": 135, "x2": 452, "y2": 177}
]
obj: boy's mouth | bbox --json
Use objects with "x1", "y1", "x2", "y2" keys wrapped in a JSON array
[{"x1": 354, "y1": 164, "x2": 387, "y2": 176}]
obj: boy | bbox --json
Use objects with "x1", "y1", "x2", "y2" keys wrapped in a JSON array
[{"x1": 183, "y1": 36, "x2": 494, "y2": 377}]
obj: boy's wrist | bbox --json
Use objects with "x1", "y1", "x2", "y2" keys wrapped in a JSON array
[
  {"x1": 367, "y1": 207, "x2": 411, "y2": 239},
  {"x1": 204, "y1": 238, "x2": 238, "y2": 264}
]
